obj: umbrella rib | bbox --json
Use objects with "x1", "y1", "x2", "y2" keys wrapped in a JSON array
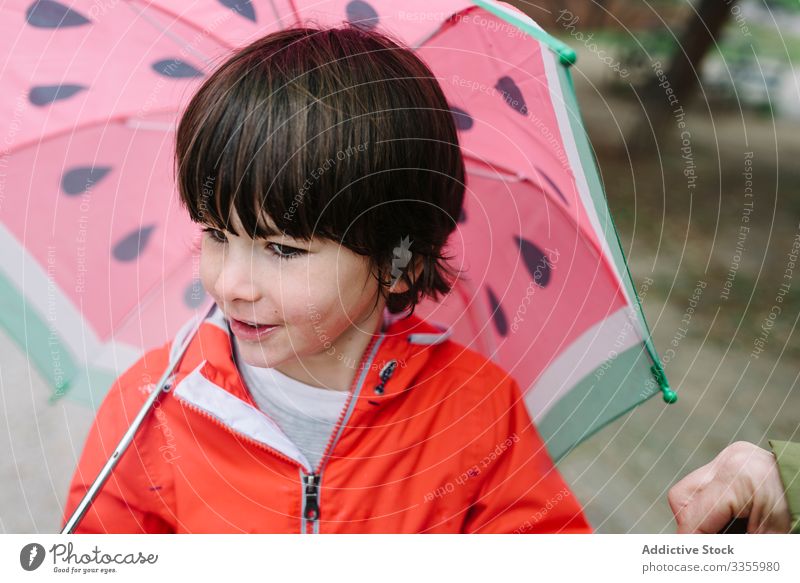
[
  {"x1": 462, "y1": 153, "x2": 527, "y2": 181},
  {"x1": 409, "y1": 5, "x2": 476, "y2": 50},
  {"x1": 274, "y1": 0, "x2": 292, "y2": 29},
  {"x1": 467, "y1": 166, "x2": 525, "y2": 183},
  {"x1": 123, "y1": 1, "x2": 215, "y2": 68},
  {"x1": 124, "y1": 119, "x2": 176, "y2": 132}
]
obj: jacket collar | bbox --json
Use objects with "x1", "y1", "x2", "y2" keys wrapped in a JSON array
[
  {"x1": 166, "y1": 303, "x2": 453, "y2": 472},
  {"x1": 169, "y1": 303, "x2": 453, "y2": 407}
]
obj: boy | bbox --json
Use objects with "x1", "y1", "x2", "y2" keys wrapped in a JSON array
[{"x1": 63, "y1": 25, "x2": 591, "y2": 534}]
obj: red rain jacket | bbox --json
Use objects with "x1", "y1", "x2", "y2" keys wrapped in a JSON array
[{"x1": 63, "y1": 305, "x2": 592, "y2": 533}]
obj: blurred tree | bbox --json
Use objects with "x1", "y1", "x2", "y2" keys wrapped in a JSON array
[
  {"x1": 510, "y1": 0, "x2": 687, "y2": 32},
  {"x1": 512, "y1": 1, "x2": 736, "y2": 123},
  {"x1": 763, "y1": 0, "x2": 800, "y2": 11},
  {"x1": 653, "y1": 0, "x2": 737, "y2": 108}
]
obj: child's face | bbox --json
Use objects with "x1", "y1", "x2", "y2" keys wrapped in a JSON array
[{"x1": 199, "y1": 210, "x2": 387, "y2": 382}]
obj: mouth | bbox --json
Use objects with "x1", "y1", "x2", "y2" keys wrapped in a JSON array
[
  {"x1": 231, "y1": 316, "x2": 274, "y2": 327},
  {"x1": 228, "y1": 317, "x2": 280, "y2": 340}
]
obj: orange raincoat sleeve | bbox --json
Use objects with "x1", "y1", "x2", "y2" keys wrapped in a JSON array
[
  {"x1": 61, "y1": 347, "x2": 177, "y2": 534},
  {"x1": 461, "y1": 378, "x2": 593, "y2": 534}
]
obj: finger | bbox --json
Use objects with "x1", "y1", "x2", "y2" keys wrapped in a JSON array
[
  {"x1": 671, "y1": 477, "x2": 739, "y2": 534},
  {"x1": 747, "y1": 486, "x2": 791, "y2": 534},
  {"x1": 668, "y1": 465, "x2": 715, "y2": 518}
]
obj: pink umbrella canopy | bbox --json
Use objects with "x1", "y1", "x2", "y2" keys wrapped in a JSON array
[{"x1": 0, "y1": 0, "x2": 673, "y2": 461}]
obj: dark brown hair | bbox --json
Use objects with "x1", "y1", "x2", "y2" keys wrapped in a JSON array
[{"x1": 175, "y1": 25, "x2": 465, "y2": 317}]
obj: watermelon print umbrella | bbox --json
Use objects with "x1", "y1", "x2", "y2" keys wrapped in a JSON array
[{"x1": 0, "y1": 0, "x2": 675, "y2": 467}]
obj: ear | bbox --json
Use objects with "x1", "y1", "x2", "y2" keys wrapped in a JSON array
[{"x1": 387, "y1": 255, "x2": 424, "y2": 294}]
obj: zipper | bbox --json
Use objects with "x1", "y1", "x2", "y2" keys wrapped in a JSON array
[
  {"x1": 175, "y1": 332, "x2": 399, "y2": 534},
  {"x1": 176, "y1": 390, "x2": 323, "y2": 534},
  {"x1": 373, "y1": 359, "x2": 398, "y2": 394},
  {"x1": 299, "y1": 331, "x2": 397, "y2": 534},
  {"x1": 302, "y1": 473, "x2": 320, "y2": 526}
]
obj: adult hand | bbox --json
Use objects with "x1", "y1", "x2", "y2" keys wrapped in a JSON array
[{"x1": 668, "y1": 441, "x2": 791, "y2": 534}]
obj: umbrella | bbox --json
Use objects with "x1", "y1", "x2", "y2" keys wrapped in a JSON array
[
  {"x1": 409, "y1": 0, "x2": 679, "y2": 461},
  {"x1": 1, "y1": 0, "x2": 674, "y2": 482},
  {"x1": 0, "y1": 0, "x2": 231, "y2": 408}
]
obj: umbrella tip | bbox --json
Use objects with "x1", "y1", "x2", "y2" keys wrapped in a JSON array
[
  {"x1": 557, "y1": 47, "x2": 577, "y2": 67},
  {"x1": 650, "y1": 364, "x2": 677, "y2": 404},
  {"x1": 661, "y1": 388, "x2": 679, "y2": 404}
]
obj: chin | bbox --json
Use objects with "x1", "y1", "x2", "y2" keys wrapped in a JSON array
[
  {"x1": 242, "y1": 356, "x2": 270, "y2": 368},
  {"x1": 236, "y1": 345, "x2": 273, "y2": 366}
]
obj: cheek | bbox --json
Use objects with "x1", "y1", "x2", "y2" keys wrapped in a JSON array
[
  {"x1": 317, "y1": 257, "x2": 377, "y2": 318},
  {"x1": 337, "y1": 257, "x2": 378, "y2": 306},
  {"x1": 277, "y1": 264, "x2": 334, "y2": 323},
  {"x1": 274, "y1": 259, "x2": 345, "y2": 326}
]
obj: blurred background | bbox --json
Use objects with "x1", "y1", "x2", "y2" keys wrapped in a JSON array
[
  {"x1": 511, "y1": 0, "x2": 800, "y2": 532},
  {"x1": 2, "y1": 0, "x2": 798, "y2": 533}
]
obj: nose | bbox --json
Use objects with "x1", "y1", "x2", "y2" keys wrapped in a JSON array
[{"x1": 214, "y1": 246, "x2": 261, "y2": 304}]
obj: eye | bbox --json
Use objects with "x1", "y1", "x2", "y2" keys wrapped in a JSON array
[
  {"x1": 201, "y1": 227, "x2": 227, "y2": 244},
  {"x1": 267, "y1": 242, "x2": 305, "y2": 260}
]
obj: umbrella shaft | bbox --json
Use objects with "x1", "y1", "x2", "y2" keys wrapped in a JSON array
[{"x1": 61, "y1": 302, "x2": 215, "y2": 534}]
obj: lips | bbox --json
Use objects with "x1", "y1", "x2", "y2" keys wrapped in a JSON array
[
  {"x1": 232, "y1": 317, "x2": 273, "y2": 327},
  {"x1": 228, "y1": 316, "x2": 280, "y2": 341}
]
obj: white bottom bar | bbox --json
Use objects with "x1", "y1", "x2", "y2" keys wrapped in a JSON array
[{"x1": 2, "y1": 534, "x2": 798, "y2": 582}]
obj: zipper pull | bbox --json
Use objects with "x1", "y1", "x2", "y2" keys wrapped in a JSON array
[
  {"x1": 373, "y1": 359, "x2": 398, "y2": 395},
  {"x1": 303, "y1": 473, "x2": 320, "y2": 522}
]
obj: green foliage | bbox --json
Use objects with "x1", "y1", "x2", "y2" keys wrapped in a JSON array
[{"x1": 763, "y1": 0, "x2": 800, "y2": 13}]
